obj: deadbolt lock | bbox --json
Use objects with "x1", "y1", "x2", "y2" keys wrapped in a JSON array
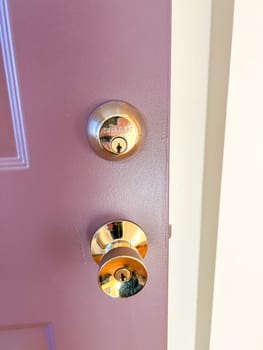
[
  {"x1": 91, "y1": 220, "x2": 148, "y2": 298},
  {"x1": 87, "y1": 101, "x2": 145, "y2": 160}
]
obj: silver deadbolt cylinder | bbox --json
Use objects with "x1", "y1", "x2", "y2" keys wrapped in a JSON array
[{"x1": 87, "y1": 100, "x2": 145, "y2": 160}]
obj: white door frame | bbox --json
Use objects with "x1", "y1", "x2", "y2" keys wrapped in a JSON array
[{"x1": 168, "y1": 1, "x2": 234, "y2": 349}]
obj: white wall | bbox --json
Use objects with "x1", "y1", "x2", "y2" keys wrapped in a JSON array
[{"x1": 210, "y1": 1, "x2": 263, "y2": 349}]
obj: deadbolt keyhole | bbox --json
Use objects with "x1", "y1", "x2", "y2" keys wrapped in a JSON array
[
  {"x1": 87, "y1": 101, "x2": 145, "y2": 160},
  {"x1": 117, "y1": 143, "x2": 122, "y2": 154},
  {"x1": 111, "y1": 137, "x2": 127, "y2": 154}
]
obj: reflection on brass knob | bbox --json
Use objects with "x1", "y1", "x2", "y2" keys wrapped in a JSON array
[{"x1": 91, "y1": 220, "x2": 148, "y2": 298}]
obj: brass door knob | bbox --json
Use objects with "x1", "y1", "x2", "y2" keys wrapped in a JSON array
[{"x1": 91, "y1": 220, "x2": 148, "y2": 298}]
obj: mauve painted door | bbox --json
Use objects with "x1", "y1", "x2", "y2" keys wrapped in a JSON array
[{"x1": 0, "y1": 0, "x2": 171, "y2": 349}]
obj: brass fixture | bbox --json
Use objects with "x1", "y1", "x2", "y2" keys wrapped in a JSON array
[
  {"x1": 91, "y1": 220, "x2": 148, "y2": 298},
  {"x1": 87, "y1": 101, "x2": 145, "y2": 160}
]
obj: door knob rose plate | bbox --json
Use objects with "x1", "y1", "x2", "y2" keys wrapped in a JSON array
[
  {"x1": 87, "y1": 101, "x2": 145, "y2": 160},
  {"x1": 91, "y1": 220, "x2": 148, "y2": 298}
]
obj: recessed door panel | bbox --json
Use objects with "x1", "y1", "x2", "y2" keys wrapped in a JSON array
[
  {"x1": 0, "y1": 45, "x2": 16, "y2": 157},
  {"x1": 0, "y1": 324, "x2": 56, "y2": 350}
]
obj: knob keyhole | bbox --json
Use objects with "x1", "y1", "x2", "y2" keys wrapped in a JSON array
[{"x1": 114, "y1": 268, "x2": 131, "y2": 282}]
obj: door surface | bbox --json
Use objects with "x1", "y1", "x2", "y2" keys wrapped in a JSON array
[{"x1": 0, "y1": 0, "x2": 171, "y2": 349}]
